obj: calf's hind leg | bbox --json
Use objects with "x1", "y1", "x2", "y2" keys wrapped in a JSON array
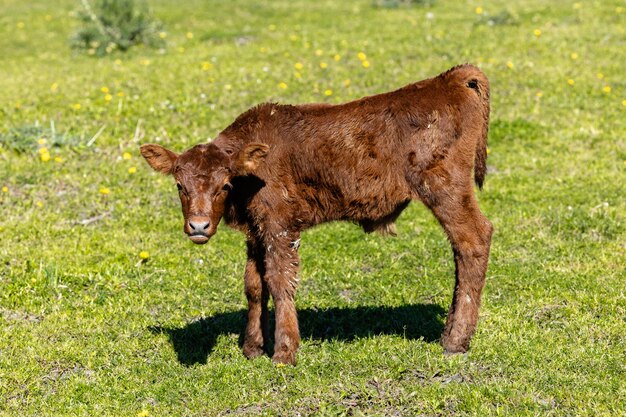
[{"x1": 419, "y1": 180, "x2": 493, "y2": 353}]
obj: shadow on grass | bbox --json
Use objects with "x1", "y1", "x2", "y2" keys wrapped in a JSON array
[{"x1": 149, "y1": 303, "x2": 446, "y2": 366}]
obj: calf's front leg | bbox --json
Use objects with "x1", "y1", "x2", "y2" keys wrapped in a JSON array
[
  {"x1": 242, "y1": 241, "x2": 269, "y2": 359},
  {"x1": 264, "y1": 232, "x2": 301, "y2": 365}
]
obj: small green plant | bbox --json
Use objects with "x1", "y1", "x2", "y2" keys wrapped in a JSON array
[{"x1": 71, "y1": 0, "x2": 165, "y2": 56}]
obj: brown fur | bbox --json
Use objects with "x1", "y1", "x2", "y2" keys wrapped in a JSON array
[{"x1": 141, "y1": 64, "x2": 493, "y2": 365}]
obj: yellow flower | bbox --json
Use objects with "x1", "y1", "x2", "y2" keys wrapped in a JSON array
[
  {"x1": 186, "y1": 32, "x2": 194, "y2": 39},
  {"x1": 596, "y1": 73, "x2": 604, "y2": 79},
  {"x1": 343, "y1": 79, "x2": 351, "y2": 87},
  {"x1": 294, "y1": 71, "x2": 302, "y2": 79},
  {"x1": 139, "y1": 251, "x2": 150, "y2": 260},
  {"x1": 357, "y1": 52, "x2": 367, "y2": 61},
  {"x1": 50, "y1": 83, "x2": 59, "y2": 92},
  {"x1": 333, "y1": 54, "x2": 341, "y2": 61},
  {"x1": 319, "y1": 62, "x2": 328, "y2": 69},
  {"x1": 602, "y1": 86, "x2": 611, "y2": 93},
  {"x1": 72, "y1": 103, "x2": 82, "y2": 110},
  {"x1": 54, "y1": 156, "x2": 62, "y2": 163},
  {"x1": 361, "y1": 60, "x2": 370, "y2": 68},
  {"x1": 114, "y1": 59, "x2": 122, "y2": 65},
  {"x1": 278, "y1": 82, "x2": 288, "y2": 89},
  {"x1": 570, "y1": 53, "x2": 578, "y2": 60},
  {"x1": 616, "y1": 7, "x2": 624, "y2": 13},
  {"x1": 101, "y1": 86, "x2": 109, "y2": 93},
  {"x1": 224, "y1": 84, "x2": 232, "y2": 91},
  {"x1": 567, "y1": 79, "x2": 575, "y2": 86},
  {"x1": 36, "y1": 201, "x2": 43, "y2": 208},
  {"x1": 178, "y1": 46, "x2": 185, "y2": 53},
  {"x1": 17, "y1": 22, "x2": 25, "y2": 29},
  {"x1": 533, "y1": 29, "x2": 541, "y2": 37},
  {"x1": 202, "y1": 62, "x2": 212, "y2": 71},
  {"x1": 99, "y1": 187, "x2": 110, "y2": 195},
  {"x1": 622, "y1": 100, "x2": 626, "y2": 107},
  {"x1": 104, "y1": 94, "x2": 113, "y2": 102},
  {"x1": 128, "y1": 166, "x2": 137, "y2": 174},
  {"x1": 2, "y1": 186, "x2": 8, "y2": 193},
  {"x1": 38, "y1": 147, "x2": 49, "y2": 155},
  {"x1": 260, "y1": 47, "x2": 268, "y2": 53},
  {"x1": 294, "y1": 62, "x2": 303, "y2": 70},
  {"x1": 475, "y1": 7, "x2": 483, "y2": 14},
  {"x1": 137, "y1": 410, "x2": 149, "y2": 417},
  {"x1": 315, "y1": 49, "x2": 323, "y2": 56},
  {"x1": 140, "y1": 59, "x2": 151, "y2": 66},
  {"x1": 38, "y1": 138, "x2": 47, "y2": 145},
  {"x1": 324, "y1": 89, "x2": 333, "y2": 96},
  {"x1": 268, "y1": 24, "x2": 276, "y2": 31},
  {"x1": 159, "y1": 31, "x2": 167, "y2": 39},
  {"x1": 289, "y1": 34, "x2": 298, "y2": 41},
  {"x1": 486, "y1": 147, "x2": 491, "y2": 155},
  {"x1": 573, "y1": 2, "x2": 582, "y2": 9},
  {"x1": 123, "y1": 152, "x2": 132, "y2": 160},
  {"x1": 40, "y1": 153, "x2": 51, "y2": 162},
  {"x1": 536, "y1": 91, "x2": 543, "y2": 98},
  {"x1": 117, "y1": 92, "x2": 125, "y2": 97},
  {"x1": 506, "y1": 61, "x2": 514, "y2": 69}
]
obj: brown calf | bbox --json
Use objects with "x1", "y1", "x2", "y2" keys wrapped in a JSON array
[{"x1": 141, "y1": 64, "x2": 493, "y2": 365}]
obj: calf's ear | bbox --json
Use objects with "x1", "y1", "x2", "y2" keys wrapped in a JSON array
[
  {"x1": 140, "y1": 144, "x2": 178, "y2": 174},
  {"x1": 235, "y1": 143, "x2": 269, "y2": 174}
]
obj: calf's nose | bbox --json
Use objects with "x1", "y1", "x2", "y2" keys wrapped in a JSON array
[{"x1": 189, "y1": 219, "x2": 210, "y2": 234}]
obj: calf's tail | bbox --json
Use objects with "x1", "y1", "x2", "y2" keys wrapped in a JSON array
[
  {"x1": 471, "y1": 74, "x2": 490, "y2": 190},
  {"x1": 444, "y1": 64, "x2": 491, "y2": 189}
]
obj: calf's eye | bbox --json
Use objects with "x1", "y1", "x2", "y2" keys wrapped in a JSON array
[{"x1": 176, "y1": 183, "x2": 183, "y2": 191}]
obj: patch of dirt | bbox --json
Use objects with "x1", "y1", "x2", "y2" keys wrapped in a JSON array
[{"x1": 1, "y1": 308, "x2": 42, "y2": 323}]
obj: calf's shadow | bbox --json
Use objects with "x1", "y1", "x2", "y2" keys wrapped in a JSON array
[{"x1": 149, "y1": 303, "x2": 446, "y2": 366}]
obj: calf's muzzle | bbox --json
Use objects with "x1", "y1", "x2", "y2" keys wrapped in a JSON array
[{"x1": 186, "y1": 216, "x2": 211, "y2": 244}]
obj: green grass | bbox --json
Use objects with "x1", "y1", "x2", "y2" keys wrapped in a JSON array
[{"x1": 1, "y1": 0, "x2": 625, "y2": 415}]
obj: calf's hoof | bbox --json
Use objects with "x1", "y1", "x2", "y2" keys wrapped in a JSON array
[
  {"x1": 443, "y1": 348, "x2": 469, "y2": 357},
  {"x1": 243, "y1": 344, "x2": 265, "y2": 359},
  {"x1": 441, "y1": 335, "x2": 470, "y2": 356},
  {"x1": 272, "y1": 350, "x2": 297, "y2": 366}
]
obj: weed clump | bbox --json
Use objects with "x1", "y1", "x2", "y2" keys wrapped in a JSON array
[
  {"x1": 372, "y1": 0, "x2": 436, "y2": 8},
  {"x1": 0, "y1": 123, "x2": 82, "y2": 153},
  {"x1": 475, "y1": 9, "x2": 519, "y2": 27},
  {"x1": 71, "y1": 0, "x2": 164, "y2": 56}
]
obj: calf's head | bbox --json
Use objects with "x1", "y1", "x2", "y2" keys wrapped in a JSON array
[{"x1": 140, "y1": 142, "x2": 268, "y2": 244}]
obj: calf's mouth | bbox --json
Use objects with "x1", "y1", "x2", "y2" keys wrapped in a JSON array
[{"x1": 189, "y1": 234, "x2": 210, "y2": 244}]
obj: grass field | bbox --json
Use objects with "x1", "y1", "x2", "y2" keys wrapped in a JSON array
[{"x1": 1, "y1": 0, "x2": 625, "y2": 415}]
